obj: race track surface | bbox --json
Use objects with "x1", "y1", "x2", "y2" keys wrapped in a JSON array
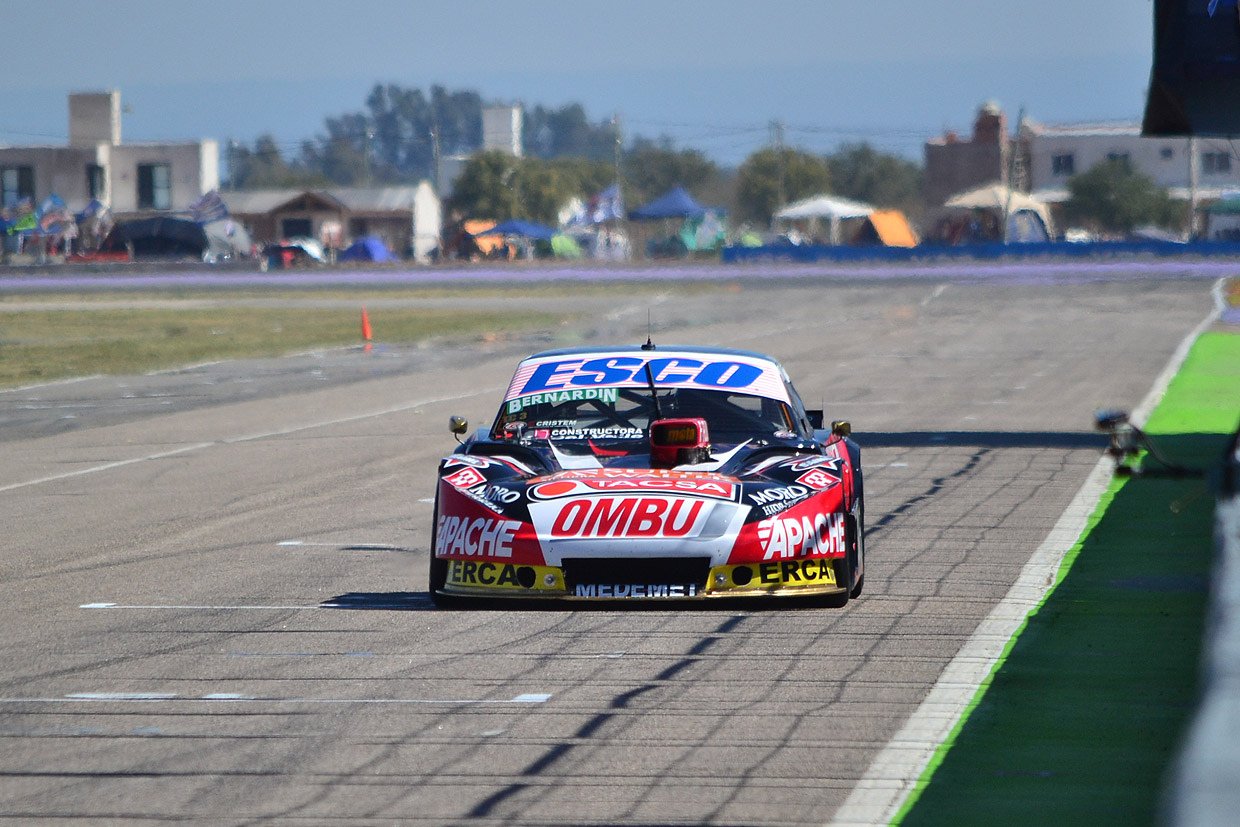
[{"x1": 0, "y1": 272, "x2": 1217, "y2": 825}]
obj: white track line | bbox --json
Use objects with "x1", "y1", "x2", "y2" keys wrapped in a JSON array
[
  {"x1": 81, "y1": 603, "x2": 326, "y2": 610},
  {"x1": 829, "y1": 281, "x2": 1225, "y2": 826},
  {"x1": 0, "y1": 386, "x2": 502, "y2": 494},
  {"x1": 80, "y1": 599, "x2": 431, "y2": 610},
  {"x1": 0, "y1": 692, "x2": 552, "y2": 705},
  {"x1": 0, "y1": 443, "x2": 215, "y2": 494},
  {"x1": 1, "y1": 374, "x2": 106, "y2": 394}
]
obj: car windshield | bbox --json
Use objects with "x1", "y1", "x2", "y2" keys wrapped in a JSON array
[{"x1": 495, "y1": 386, "x2": 797, "y2": 452}]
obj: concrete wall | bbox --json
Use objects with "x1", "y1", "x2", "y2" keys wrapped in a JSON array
[
  {"x1": 68, "y1": 90, "x2": 121, "y2": 147},
  {"x1": 108, "y1": 142, "x2": 219, "y2": 213},
  {"x1": 0, "y1": 145, "x2": 109, "y2": 210},
  {"x1": 923, "y1": 141, "x2": 1004, "y2": 207},
  {"x1": 482, "y1": 105, "x2": 522, "y2": 157},
  {"x1": 0, "y1": 140, "x2": 216, "y2": 213}
]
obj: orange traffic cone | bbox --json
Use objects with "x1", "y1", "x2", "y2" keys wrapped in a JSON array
[{"x1": 361, "y1": 307, "x2": 373, "y2": 352}]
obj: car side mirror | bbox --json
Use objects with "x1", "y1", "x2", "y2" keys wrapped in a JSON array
[
  {"x1": 831, "y1": 420, "x2": 851, "y2": 437},
  {"x1": 806, "y1": 409, "x2": 824, "y2": 429},
  {"x1": 449, "y1": 415, "x2": 468, "y2": 442}
]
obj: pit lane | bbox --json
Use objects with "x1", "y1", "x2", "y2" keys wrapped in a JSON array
[{"x1": 0, "y1": 270, "x2": 1216, "y2": 825}]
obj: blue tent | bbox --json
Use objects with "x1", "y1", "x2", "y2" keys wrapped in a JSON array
[
  {"x1": 630, "y1": 186, "x2": 720, "y2": 221},
  {"x1": 476, "y1": 219, "x2": 557, "y2": 240},
  {"x1": 339, "y1": 236, "x2": 396, "y2": 262},
  {"x1": 1006, "y1": 210, "x2": 1051, "y2": 244}
]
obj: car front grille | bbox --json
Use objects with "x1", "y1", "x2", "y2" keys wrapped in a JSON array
[{"x1": 560, "y1": 557, "x2": 711, "y2": 590}]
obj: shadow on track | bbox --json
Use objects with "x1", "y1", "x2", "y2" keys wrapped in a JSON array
[
  {"x1": 321, "y1": 590, "x2": 838, "y2": 613},
  {"x1": 320, "y1": 592, "x2": 434, "y2": 610},
  {"x1": 857, "y1": 430, "x2": 1105, "y2": 450}
]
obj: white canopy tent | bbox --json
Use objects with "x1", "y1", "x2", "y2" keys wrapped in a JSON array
[
  {"x1": 773, "y1": 194, "x2": 875, "y2": 244},
  {"x1": 944, "y1": 182, "x2": 1054, "y2": 238}
]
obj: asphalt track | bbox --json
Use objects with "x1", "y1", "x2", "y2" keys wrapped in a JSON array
[{"x1": 0, "y1": 266, "x2": 1220, "y2": 825}]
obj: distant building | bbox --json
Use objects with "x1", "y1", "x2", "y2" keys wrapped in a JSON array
[
  {"x1": 1025, "y1": 121, "x2": 1240, "y2": 206},
  {"x1": 436, "y1": 104, "x2": 523, "y2": 201},
  {"x1": 926, "y1": 101, "x2": 1240, "y2": 214},
  {"x1": 0, "y1": 90, "x2": 218, "y2": 215},
  {"x1": 436, "y1": 155, "x2": 469, "y2": 200},
  {"x1": 482, "y1": 104, "x2": 523, "y2": 157},
  {"x1": 923, "y1": 102, "x2": 1015, "y2": 208},
  {"x1": 222, "y1": 184, "x2": 441, "y2": 262}
]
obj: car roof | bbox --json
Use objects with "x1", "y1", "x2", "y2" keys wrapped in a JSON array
[
  {"x1": 500, "y1": 342, "x2": 798, "y2": 411},
  {"x1": 523, "y1": 344, "x2": 783, "y2": 366}
]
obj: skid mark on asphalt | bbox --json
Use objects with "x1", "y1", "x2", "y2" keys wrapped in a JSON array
[
  {"x1": 0, "y1": 385, "x2": 504, "y2": 493},
  {"x1": 921, "y1": 284, "x2": 949, "y2": 306},
  {"x1": 81, "y1": 593, "x2": 435, "y2": 611},
  {"x1": 868, "y1": 449, "x2": 989, "y2": 536},
  {"x1": 467, "y1": 614, "x2": 745, "y2": 819},
  {"x1": 277, "y1": 540, "x2": 408, "y2": 551},
  {"x1": 0, "y1": 693, "x2": 553, "y2": 706}
]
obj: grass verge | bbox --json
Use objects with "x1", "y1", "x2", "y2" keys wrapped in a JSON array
[
  {"x1": 0, "y1": 303, "x2": 574, "y2": 388},
  {"x1": 896, "y1": 329, "x2": 1240, "y2": 826}
]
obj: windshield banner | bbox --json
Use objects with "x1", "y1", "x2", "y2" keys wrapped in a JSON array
[{"x1": 505, "y1": 352, "x2": 790, "y2": 405}]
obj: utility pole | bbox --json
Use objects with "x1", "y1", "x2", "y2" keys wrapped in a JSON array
[
  {"x1": 1002, "y1": 106, "x2": 1026, "y2": 244},
  {"x1": 770, "y1": 120, "x2": 786, "y2": 201},
  {"x1": 1189, "y1": 136, "x2": 1200, "y2": 239},
  {"x1": 770, "y1": 119, "x2": 786, "y2": 218},
  {"x1": 431, "y1": 124, "x2": 441, "y2": 194},
  {"x1": 364, "y1": 129, "x2": 374, "y2": 187},
  {"x1": 613, "y1": 113, "x2": 622, "y2": 188}
]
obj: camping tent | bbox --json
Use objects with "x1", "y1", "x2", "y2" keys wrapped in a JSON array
[
  {"x1": 944, "y1": 182, "x2": 1048, "y2": 215},
  {"x1": 855, "y1": 210, "x2": 918, "y2": 247},
  {"x1": 773, "y1": 194, "x2": 875, "y2": 244},
  {"x1": 773, "y1": 194, "x2": 874, "y2": 221},
  {"x1": 550, "y1": 234, "x2": 583, "y2": 258},
  {"x1": 457, "y1": 219, "x2": 505, "y2": 257},
  {"x1": 630, "y1": 187, "x2": 728, "y2": 256},
  {"x1": 475, "y1": 219, "x2": 557, "y2": 240},
  {"x1": 630, "y1": 186, "x2": 713, "y2": 220},
  {"x1": 339, "y1": 236, "x2": 397, "y2": 262},
  {"x1": 944, "y1": 182, "x2": 1054, "y2": 240}
]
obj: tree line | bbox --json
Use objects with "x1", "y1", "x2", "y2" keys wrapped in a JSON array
[
  {"x1": 229, "y1": 82, "x2": 1184, "y2": 235},
  {"x1": 228, "y1": 82, "x2": 923, "y2": 227}
]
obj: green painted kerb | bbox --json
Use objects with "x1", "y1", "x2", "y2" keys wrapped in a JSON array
[{"x1": 894, "y1": 330, "x2": 1240, "y2": 827}]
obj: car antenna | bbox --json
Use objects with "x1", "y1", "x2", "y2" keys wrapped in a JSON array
[
  {"x1": 642, "y1": 313, "x2": 661, "y2": 418},
  {"x1": 644, "y1": 362, "x2": 664, "y2": 420}
]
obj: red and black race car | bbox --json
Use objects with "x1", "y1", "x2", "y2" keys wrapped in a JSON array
[{"x1": 429, "y1": 343, "x2": 864, "y2": 606}]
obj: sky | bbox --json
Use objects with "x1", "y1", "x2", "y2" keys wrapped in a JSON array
[{"x1": 0, "y1": 0, "x2": 1156, "y2": 166}]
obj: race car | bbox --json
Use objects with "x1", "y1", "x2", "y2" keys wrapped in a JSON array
[{"x1": 428, "y1": 343, "x2": 864, "y2": 606}]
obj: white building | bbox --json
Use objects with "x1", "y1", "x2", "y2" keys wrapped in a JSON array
[
  {"x1": 435, "y1": 104, "x2": 523, "y2": 200},
  {"x1": 0, "y1": 90, "x2": 218, "y2": 215},
  {"x1": 1026, "y1": 120, "x2": 1240, "y2": 204},
  {"x1": 482, "y1": 104, "x2": 523, "y2": 157},
  {"x1": 222, "y1": 183, "x2": 441, "y2": 262}
]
